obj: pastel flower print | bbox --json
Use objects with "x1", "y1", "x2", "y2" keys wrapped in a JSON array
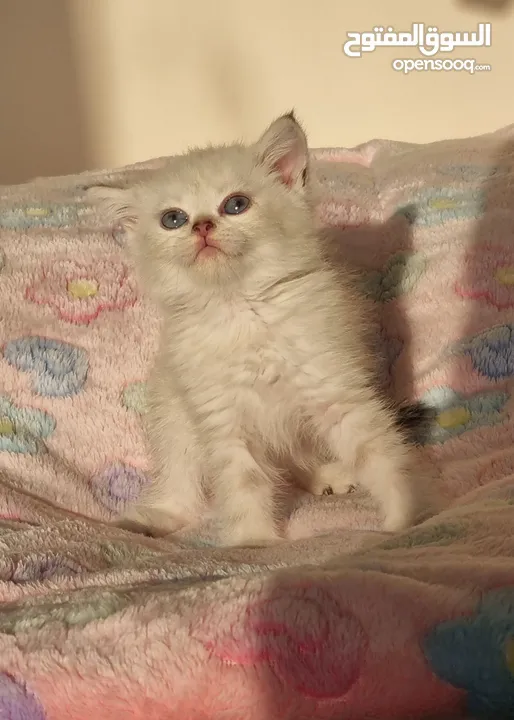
[
  {"x1": 420, "y1": 385, "x2": 508, "y2": 444},
  {"x1": 364, "y1": 252, "x2": 427, "y2": 302},
  {"x1": 0, "y1": 394, "x2": 56, "y2": 454},
  {"x1": 0, "y1": 674, "x2": 46, "y2": 719},
  {"x1": 90, "y1": 463, "x2": 150, "y2": 513},
  {"x1": 4, "y1": 337, "x2": 88, "y2": 397},
  {"x1": 0, "y1": 203, "x2": 80, "y2": 230},
  {"x1": 461, "y1": 324, "x2": 514, "y2": 380},
  {"x1": 456, "y1": 243, "x2": 514, "y2": 309},
  {"x1": 122, "y1": 381, "x2": 147, "y2": 414},
  {"x1": 395, "y1": 187, "x2": 484, "y2": 227},
  {"x1": 26, "y1": 260, "x2": 138, "y2": 325},
  {"x1": 191, "y1": 585, "x2": 369, "y2": 700},
  {"x1": 423, "y1": 587, "x2": 514, "y2": 716}
]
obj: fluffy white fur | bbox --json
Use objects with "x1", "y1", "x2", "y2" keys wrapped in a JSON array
[{"x1": 88, "y1": 113, "x2": 419, "y2": 547}]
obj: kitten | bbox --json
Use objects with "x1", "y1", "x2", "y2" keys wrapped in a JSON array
[{"x1": 88, "y1": 113, "x2": 422, "y2": 547}]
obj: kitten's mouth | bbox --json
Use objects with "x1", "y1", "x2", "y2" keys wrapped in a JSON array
[
  {"x1": 197, "y1": 246, "x2": 221, "y2": 259},
  {"x1": 194, "y1": 237, "x2": 224, "y2": 261}
]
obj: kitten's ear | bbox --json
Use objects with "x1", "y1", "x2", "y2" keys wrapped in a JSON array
[
  {"x1": 255, "y1": 111, "x2": 309, "y2": 191},
  {"x1": 86, "y1": 184, "x2": 138, "y2": 232}
]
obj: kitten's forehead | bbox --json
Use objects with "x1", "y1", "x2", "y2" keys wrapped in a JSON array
[{"x1": 141, "y1": 144, "x2": 260, "y2": 210}]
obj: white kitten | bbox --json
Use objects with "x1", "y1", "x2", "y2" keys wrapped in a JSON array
[{"x1": 88, "y1": 113, "x2": 419, "y2": 547}]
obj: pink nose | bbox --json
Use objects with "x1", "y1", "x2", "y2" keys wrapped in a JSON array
[{"x1": 193, "y1": 219, "x2": 215, "y2": 237}]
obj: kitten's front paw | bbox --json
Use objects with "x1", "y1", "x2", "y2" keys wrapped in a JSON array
[
  {"x1": 117, "y1": 506, "x2": 192, "y2": 538},
  {"x1": 381, "y1": 491, "x2": 415, "y2": 533}
]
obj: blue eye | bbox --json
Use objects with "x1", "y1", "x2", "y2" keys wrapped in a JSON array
[
  {"x1": 222, "y1": 194, "x2": 251, "y2": 215},
  {"x1": 161, "y1": 208, "x2": 188, "y2": 229}
]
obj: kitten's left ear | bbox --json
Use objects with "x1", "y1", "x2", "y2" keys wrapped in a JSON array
[
  {"x1": 86, "y1": 184, "x2": 138, "y2": 232},
  {"x1": 255, "y1": 111, "x2": 309, "y2": 192}
]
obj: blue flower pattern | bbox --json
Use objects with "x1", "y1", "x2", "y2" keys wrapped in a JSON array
[
  {"x1": 423, "y1": 587, "x2": 514, "y2": 717},
  {"x1": 363, "y1": 251, "x2": 427, "y2": 302},
  {"x1": 461, "y1": 325, "x2": 514, "y2": 381},
  {"x1": 421, "y1": 386, "x2": 509, "y2": 444},
  {"x1": 0, "y1": 674, "x2": 46, "y2": 720},
  {"x1": 4, "y1": 337, "x2": 88, "y2": 397},
  {"x1": 395, "y1": 187, "x2": 484, "y2": 226},
  {"x1": 0, "y1": 203, "x2": 82, "y2": 229},
  {"x1": 0, "y1": 395, "x2": 56, "y2": 454}
]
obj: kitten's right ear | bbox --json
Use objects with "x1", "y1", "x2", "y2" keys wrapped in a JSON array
[
  {"x1": 86, "y1": 184, "x2": 138, "y2": 232},
  {"x1": 255, "y1": 111, "x2": 309, "y2": 192}
]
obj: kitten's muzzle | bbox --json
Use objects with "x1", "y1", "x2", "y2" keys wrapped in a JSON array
[
  {"x1": 193, "y1": 218, "x2": 216, "y2": 238},
  {"x1": 192, "y1": 217, "x2": 221, "y2": 257}
]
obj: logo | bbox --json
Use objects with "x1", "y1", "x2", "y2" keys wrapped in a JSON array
[{"x1": 343, "y1": 22, "x2": 491, "y2": 58}]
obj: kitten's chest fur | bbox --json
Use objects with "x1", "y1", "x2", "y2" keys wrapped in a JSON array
[{"x1": 162, "y1": 292, "x2": 320, "y2": 436}]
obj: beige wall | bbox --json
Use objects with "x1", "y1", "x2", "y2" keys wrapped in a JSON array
[{"x1": 1, "y1": 0, "x2": 513, "y2": 183}]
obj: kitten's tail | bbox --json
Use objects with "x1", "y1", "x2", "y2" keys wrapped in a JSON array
[{"x1": 395, "y1": 401, "x2": 437, "y2": 445}]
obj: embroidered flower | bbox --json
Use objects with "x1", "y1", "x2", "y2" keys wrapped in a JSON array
[
  {"x1": 4, "y1": 337, "x2": 88, "y2": 397},
  {"x1": 121, "y1": 381, "x2": 147, "y2": 414},
  {"x1": 0, "y1": 590, "x2": 128, "y2": 635},
  {"x1": 395, "y1": 187, "x2": 484, "y2": 226},
  {"x1": 423, "y1": 587, "x2": 514, "y2": 717},
  {"x1": 191, "y1": 585, "x2": 368, "y2": 700},
  {"x1": 420, "y1": 386, "x2": 508, "y2": 444},
  {"x1": 0, "y1": 203, "x2": 82, "y2": 229},
  {"x1": 0, "y1": 674, "x2": 46, "y2": 720},
  {"x1": 364, "y1": 251, "x2": 427, "y2": 302},
  {"x1": 90, "y1": 463, "x2": 150, "y2": 512},
  {"x1": 0, "y1": 394, "x2": 56, "y2": 454},
  {"x1": 26, "y1": 259, "x2": 138, "y2": 325},
  {"x1": 456, "y1": 243, "x2": 514, "y2": 310},
  {"x1": 461, "y1": 324, "x2": 514, "y2": 380}
]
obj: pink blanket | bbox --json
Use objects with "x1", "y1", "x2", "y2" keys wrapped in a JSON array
[{"x1": 1, "y1": 124, "x2": 514, "y2": 718}]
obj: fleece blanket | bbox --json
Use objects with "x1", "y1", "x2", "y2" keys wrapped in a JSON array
[{"x1": 1, "y1": 125, "x2": 514, "y2": 720}]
